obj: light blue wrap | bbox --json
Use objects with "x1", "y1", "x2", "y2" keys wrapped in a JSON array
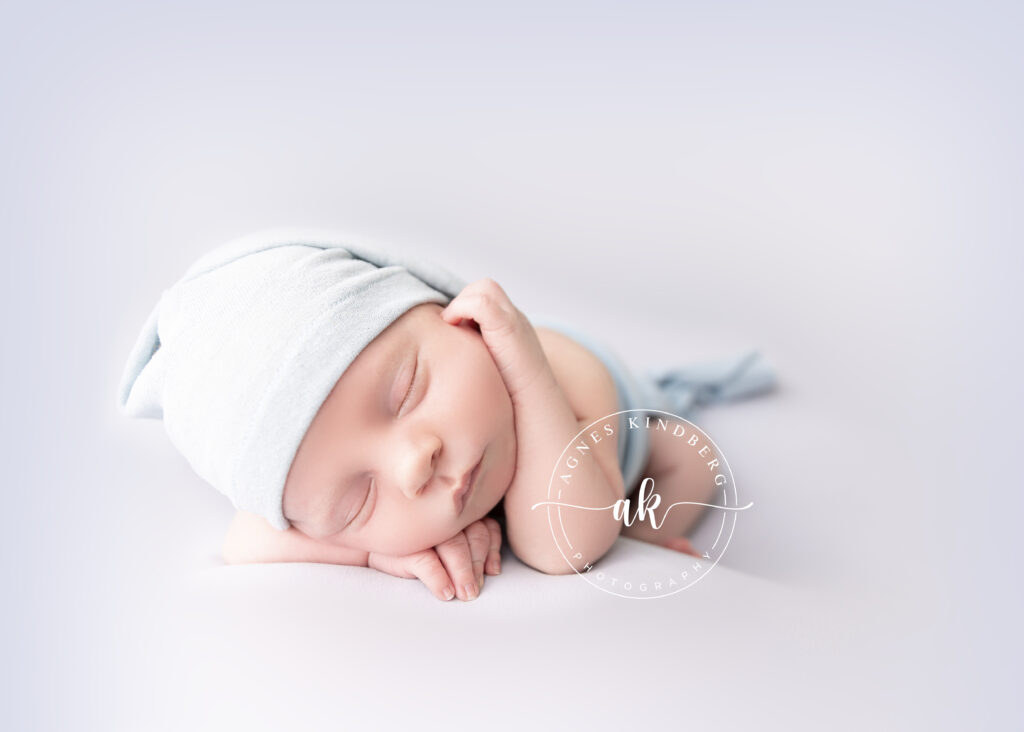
[{"x1": 529, "y1": 315, "x2": 778, "y2": 496}]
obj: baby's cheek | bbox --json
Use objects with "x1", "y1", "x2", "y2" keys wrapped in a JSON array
[
  {"x1": 475, "y1": 383, "x2": 505, "y2": 409},
  {"x1": 374, "y1": 518, "x2": 453, "y2": 556}
]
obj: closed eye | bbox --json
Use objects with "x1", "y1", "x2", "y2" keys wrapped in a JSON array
[
  {"x1": 398, "y1": 357, "x2": 418, "y2": 415},
  {"x1": 345, "y1": 478, "x2": 375, "y2": 531}
]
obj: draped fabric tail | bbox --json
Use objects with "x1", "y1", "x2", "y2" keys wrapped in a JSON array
[
  {"x1": 528, "y1": 312, "x2": 779, "y2": 497},
  {"x1": 640, "y1": 350, "x2": 778, "y2": 421}
]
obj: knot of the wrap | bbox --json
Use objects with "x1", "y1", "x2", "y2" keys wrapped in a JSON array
[{"x1": 642, "y1": 350, "x2": 778, "y2": 419}]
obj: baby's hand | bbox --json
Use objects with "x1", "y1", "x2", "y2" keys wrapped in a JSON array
[
  {"x1": 440, "y1": 278, "x2": 552, "y2": 405},
  {"x1": 366, "y1": 517, "x2": 502, "y2": 602}
]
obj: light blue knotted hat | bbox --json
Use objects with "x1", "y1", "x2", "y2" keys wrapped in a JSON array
[{"x1": 117, "y1": 228, "x2": 468, "y2": 530}]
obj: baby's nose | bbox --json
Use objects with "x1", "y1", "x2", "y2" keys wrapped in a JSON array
[{"x1": 394, "y1": 431, "x2": 442, "y2": 499}]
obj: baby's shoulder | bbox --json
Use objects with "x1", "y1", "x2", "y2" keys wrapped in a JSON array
[{"x1": 533, "y1": 326, "x2": 619, "y2": 425}]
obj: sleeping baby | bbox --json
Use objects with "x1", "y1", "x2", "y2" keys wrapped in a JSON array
[{"x1": 117, "y1": 229, "x2": 776, "y2": 602}]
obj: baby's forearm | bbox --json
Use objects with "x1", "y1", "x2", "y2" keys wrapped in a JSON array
[
  {"x1": 502, "y1": 369, "x2": 623, "y2": 575},
  {"x1": 222, "y1": 510, "x2": 370, "y2": 567}
]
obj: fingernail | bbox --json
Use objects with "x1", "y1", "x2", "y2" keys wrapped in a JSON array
[
  {"x1": 496, "y1": 556, "x2": 501, "y2": 574},
  {"x1": 463, "y1": 583, "x2": 477, "y2": 600},
  {"x1": 443, "y1": 586, "x2": 455, "y2": 601}
]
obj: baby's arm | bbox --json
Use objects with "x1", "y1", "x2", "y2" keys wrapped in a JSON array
[
  {"x1": 500, "y1": 372, "x2": 624, "y2": 575},
  {"x1": 222, "y1": 510, "x2": 370, "y2": 566},
  {"x1": 442, "y1": 280, "x2": 624, "y2": 575},
  {"x1": 222, "y1": 510, "x2": 501, "y2": 602}
]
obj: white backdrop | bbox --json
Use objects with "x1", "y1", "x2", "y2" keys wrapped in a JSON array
[{"x1": 2, "y1": 1, "x2": 1021, "y2": 730}]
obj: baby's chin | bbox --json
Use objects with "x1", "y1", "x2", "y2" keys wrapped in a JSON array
[{"x1": 465, "y1": 489, "x2": 505, "y2": 528}]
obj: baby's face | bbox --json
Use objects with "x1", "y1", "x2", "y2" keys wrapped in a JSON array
[{"x1": 282, "y1": 302, "x2": 517, "y2": 556}]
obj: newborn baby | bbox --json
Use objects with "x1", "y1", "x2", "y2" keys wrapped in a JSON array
[{"x1": 118, "y1": 229, "x2": 776, "y2": 603}]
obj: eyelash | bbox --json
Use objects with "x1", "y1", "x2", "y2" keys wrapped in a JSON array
[
  {"x1": 397, "y1": 358, "x2": 418, "y2": 415},
  {"x1": 350, "y1": 478, "x2": 374, "y2": 528}
]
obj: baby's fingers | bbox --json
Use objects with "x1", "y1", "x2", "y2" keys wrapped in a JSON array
[
  {"x1": 368, "y1": 549, "x2": 455, "y2": 602},
  {"x1": 435, "y1": 531, "x2": 480, "y2": 601},
  {"x1": 483, "y1": 517, "x2": 502, "y2": 576},
  {"x1": 463, "y1": 520, "x2": 492, "y2": 590},
  {"x1": 440, "y1": 279, "x2": 517, "y2": 335}
]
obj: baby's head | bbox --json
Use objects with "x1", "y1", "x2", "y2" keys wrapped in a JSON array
[
  {"x1": 282, "y1": 300, "x2": 516, "y2": 556},
  {"x1": 118, "y1": 229, "x2": 515, "y2": 556}
]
